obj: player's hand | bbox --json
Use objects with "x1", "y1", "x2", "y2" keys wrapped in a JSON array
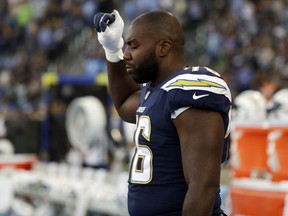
[
  {"x1": 93, "y1": 10, "x2": 124, "y2": 63},
  {"x1": 94, "y1": 12, "x2": 115, "y2": 32}
]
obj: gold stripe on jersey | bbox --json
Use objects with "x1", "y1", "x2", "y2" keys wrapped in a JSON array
[{"x1": 168, "y1": 78, "x2": 227, "y2": 89}]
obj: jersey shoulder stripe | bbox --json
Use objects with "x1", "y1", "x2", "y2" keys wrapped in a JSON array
[{"x1": 161, "y1": 67, "x2": 231, "y2": 101}]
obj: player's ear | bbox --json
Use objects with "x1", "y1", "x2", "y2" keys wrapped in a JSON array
[{"x1": 157, "y1": 40, "x2": 171, "y2": 57}]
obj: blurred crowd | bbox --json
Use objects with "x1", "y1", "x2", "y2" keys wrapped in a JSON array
[
  {"x1": 189, "y1": 0, "x2": 288, "y2": 101},
  {"x1": 0, "y1": 0, "x2": 287, "y2": 121},
  {"x1": 0, "y1": 0, "x2": 114, "y2": 122}
]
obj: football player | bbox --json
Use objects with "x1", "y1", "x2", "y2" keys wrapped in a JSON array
[{"x1": 94, "y1": 9, "x2": 231, "y2": 216}]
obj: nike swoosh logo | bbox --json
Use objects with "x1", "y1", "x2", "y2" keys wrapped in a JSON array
[{"x1": 193, "y1": 93, "x2": 209, "y2": 100}]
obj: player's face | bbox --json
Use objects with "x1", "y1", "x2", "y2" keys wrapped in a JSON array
[
  {"x1": 124, "y1": 26, "x2": 159, "y2": 84},
  {"x1": 129, "y1": 47, "x2": 158, "y2": 84}
]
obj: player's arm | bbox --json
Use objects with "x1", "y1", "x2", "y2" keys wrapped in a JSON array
[
  {"x1": 94, "y1": 10, "x2": 140, "y2": 123},
  {"x1": 107, "y1": 61, "x2": 140, "y2": 123},
  {"x1": 173, "y1": 108, "x2": 224, "y2": 216}
]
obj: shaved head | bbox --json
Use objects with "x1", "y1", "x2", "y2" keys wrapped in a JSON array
[
  {"x1": 123, "y1": 10, "x2": 186, "y2": 85},
  {"x1": 131, "y1": 11, "x2": 185, "y2": 50}
]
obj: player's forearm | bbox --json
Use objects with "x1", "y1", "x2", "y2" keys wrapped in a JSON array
[
  {"x1": 107, "y1": 61, "x2": 140, "y2": 122},
  {"x1": 182, "y1": 185, "x2": 218, "y2": 216}
]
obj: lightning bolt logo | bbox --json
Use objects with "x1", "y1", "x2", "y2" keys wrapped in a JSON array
[{"x1": 168, "y1": 79, "x2": 227, "y2": 89}]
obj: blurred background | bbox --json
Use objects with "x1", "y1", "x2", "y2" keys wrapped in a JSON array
[{"x1": 0, "y1": 0, "x2": 288, "y2": 215}]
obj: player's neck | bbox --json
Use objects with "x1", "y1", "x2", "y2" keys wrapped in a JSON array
[{"x1": 152, "y1": 61, "x2": 186, "y2": 87}]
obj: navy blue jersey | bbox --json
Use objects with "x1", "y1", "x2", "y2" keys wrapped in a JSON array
[{"x1": 128, "y1": 66, "x2": 232, "y2": 216}]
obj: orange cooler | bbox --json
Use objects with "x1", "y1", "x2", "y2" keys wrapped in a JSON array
[{"x1": 230, "y1": 125, "x2": 269, "y2": 178}]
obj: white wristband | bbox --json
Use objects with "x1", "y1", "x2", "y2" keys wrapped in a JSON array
[{"x1": 104, "y1": 49, "x2": 124, "y2": 63}]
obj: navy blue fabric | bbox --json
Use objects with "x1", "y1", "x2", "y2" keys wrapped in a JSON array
[
  {"x1": 128, "y1": 66, "x2": 231, "y2": 215},
  {"x1": 93, "y1": 12, "x2": 115, "y2": 32}
]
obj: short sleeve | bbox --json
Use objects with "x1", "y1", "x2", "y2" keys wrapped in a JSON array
[{"x1": 161, "y1": 67, "x2": 231, "y2": 119}]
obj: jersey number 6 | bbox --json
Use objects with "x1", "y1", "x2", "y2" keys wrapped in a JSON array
[{"x1": 130, "y1": 116, "x2": 153, "y2": 184}]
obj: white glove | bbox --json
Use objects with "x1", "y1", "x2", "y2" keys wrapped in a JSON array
[{"x1": 94, "y1": 10, "x2": 124, "y2": 63}]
